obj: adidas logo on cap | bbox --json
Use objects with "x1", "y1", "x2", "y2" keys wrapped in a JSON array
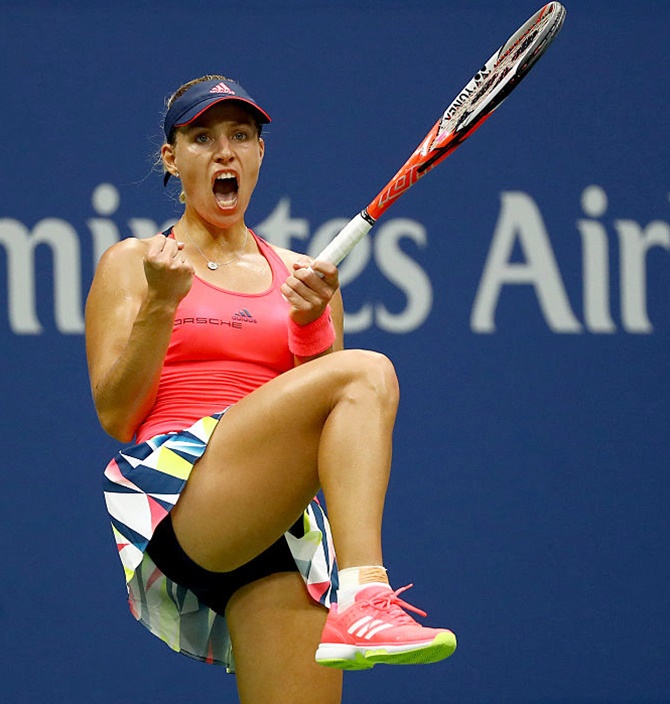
[{"x1": 209, "y1": 81, "x2": 236, "y2": 95}]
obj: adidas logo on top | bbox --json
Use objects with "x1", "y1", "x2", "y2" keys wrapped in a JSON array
[
  {"x1": 210, "y1": 82, "x2": 235, "y2": 95},
  {"x1": 232, "y1": 308, "x2": 257, "y2": 324}
]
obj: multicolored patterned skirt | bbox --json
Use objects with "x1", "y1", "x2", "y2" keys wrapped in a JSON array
[{"x1": 102, "y1": 411, "x2": 338, "y2": 671}]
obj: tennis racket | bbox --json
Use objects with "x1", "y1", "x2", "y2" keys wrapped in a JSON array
[{"x1": 314, "y1": 1, "x2": 566, "y2": 266}]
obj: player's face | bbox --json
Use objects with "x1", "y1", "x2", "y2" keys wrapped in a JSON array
[{"x1": 164, "y1": 103, "x2": 265, "y2": 229}]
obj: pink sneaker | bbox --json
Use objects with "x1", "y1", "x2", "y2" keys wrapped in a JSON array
[{"x1": 315, "y1": 584, "x2": 457, "y2": 670}]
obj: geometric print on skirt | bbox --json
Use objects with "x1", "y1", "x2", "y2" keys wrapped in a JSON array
[{"x1": 102, "y1": 411, "x2": 338, "y2": 671}]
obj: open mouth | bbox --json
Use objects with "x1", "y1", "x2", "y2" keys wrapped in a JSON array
[{"x1": 213, "y1": 173, "x2": 239, "y2": 208}]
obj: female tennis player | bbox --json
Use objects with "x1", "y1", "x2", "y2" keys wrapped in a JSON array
[{"x1": 86, "y1": 74, "x2": 456, "y2": 703}]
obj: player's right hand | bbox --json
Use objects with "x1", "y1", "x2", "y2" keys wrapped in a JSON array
[{"x1": 142, "y1": 234, "x2": 195, "y2": 305}]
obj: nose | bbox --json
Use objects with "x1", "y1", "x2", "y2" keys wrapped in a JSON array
[{"x1": 213, "y1": 134, "x2": 234, "y2": 161}]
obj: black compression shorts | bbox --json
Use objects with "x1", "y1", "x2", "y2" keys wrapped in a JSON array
[{"x1": 146, "y1": 514, "x2": 302, "y2": 616}]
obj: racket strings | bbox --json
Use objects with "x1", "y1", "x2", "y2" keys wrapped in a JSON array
[{"x1": 435, "y1": 6, "x2": 559, "y2": 140}]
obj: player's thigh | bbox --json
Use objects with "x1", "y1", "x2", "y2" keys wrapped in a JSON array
[
  {"x1": 203, "y1": 348, "x2": 398, "y2": 487},
  {"x1": 172, "y1": 349, "x2": 397, "y2": 569},
  {"x1": 226, "y1": 572, "x2": 342, "y2": 704},
  {"x1": 216, "y1": 348, "x2": 398, "y2": 464}
]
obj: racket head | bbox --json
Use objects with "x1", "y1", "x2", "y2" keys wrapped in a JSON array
[
  {"x1": 367, "y1": 2, "x2": 566, "y2": 220},
  {"x1": 428, "y1": 2, "x2": 566, "y2": 160}
]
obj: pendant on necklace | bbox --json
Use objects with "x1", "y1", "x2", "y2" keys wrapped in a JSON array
[{"x1": 207, "y1": 261, "x2": 219, "y2": 271}]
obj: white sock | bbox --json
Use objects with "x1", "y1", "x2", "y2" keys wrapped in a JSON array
[{"x1": 336, "y1": 565, "x2": 390, "y2": 610}]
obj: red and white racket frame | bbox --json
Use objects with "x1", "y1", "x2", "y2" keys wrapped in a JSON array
[{"x1": 315, "y1": 2, "x2": 566, "y2": 267}]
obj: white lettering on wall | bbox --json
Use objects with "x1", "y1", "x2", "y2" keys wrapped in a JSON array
[
  {"x1": 616, "y1": 218, "x2": 670, "y2": 333},
  {"x1": 0, "y1": 218, "x2": 84, "y2": 334},
  {"x1": 1, "y1": 183, "x2": 667, "y2": 336},
  {"x1": 471, "y1": 186, "x2": 670, "y2": 334},
  {"x1": 577, "y1": 184, "x2": 615, "y2": 332},
  {"x1": 373, "y1": 218, "x2": 432, "y2": 334},
  {"x1": 471, "y1": 191, "x2": 582, "y2": 333},
  {"x1": 0, "y1": 185, "x2": 432, "y2": 335}
]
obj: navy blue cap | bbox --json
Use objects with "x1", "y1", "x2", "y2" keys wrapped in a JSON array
[
  {"x1": 163, "y1": 78, "x2": 271, "y2": 140},
  {"x1": 162, "y1": 78, "x2": 271, "y2": 185}
]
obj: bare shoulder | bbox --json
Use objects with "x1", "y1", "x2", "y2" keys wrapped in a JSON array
[
  {"x1": 97, "y1": 236, "x2": 149, "y2": 270},
  {"x1": 268, "y1": 243, "x2": 302, "y2": 270},
  {"x1": 94, "y1": 235, "x2": 163, "y2": 282},
  {"x1": 88, "y1": 236, "x2": 152, "y2": 303}
]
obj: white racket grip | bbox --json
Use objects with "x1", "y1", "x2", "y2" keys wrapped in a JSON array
[{"x1": 314, "y1": 212, "x2": 374, "y2": 267}]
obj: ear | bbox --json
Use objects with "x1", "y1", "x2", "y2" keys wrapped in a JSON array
[
  {"x1": 161, "y1": 143, "x2": 179, "y2": 178},
  {"x1": 258, "y1": 137, "x2": 265, "y2": 164}
]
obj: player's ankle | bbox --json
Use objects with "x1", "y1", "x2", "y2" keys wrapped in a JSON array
[{"x1": 336, "y1": 565, "x2": 390, "y2": 609}]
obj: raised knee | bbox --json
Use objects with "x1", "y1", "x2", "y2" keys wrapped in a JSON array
[{"x1": 340, "y1": 349, "x2": 400, "y2": 407}]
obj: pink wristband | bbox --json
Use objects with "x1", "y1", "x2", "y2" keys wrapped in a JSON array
[{"x1": 288, "y1": 306, "x2": 336, "y2": 357}]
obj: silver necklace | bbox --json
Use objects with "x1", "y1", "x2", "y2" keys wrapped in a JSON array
[{"x1": 185, "y1": 229, "x2": 249, "y2": 270}]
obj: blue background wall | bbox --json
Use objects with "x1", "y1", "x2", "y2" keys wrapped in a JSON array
[{"x1": 1, "y1": 1, "x2": 668, "y2": 702}]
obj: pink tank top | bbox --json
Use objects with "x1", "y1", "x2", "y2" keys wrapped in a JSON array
[{"x1": 135, "y1": 230, "x2": 293, "y2": 442}]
